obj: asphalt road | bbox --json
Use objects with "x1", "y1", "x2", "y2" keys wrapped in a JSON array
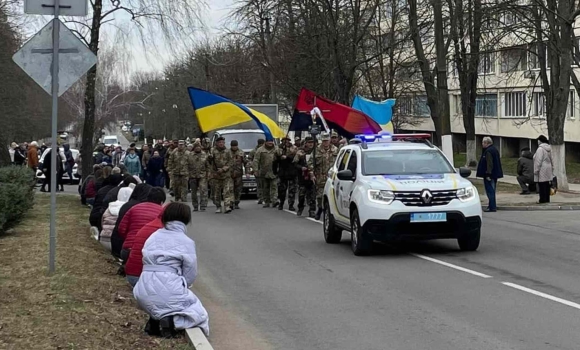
[{"x1": 188, "y1": 202, "x2": 580, "y2": 350}]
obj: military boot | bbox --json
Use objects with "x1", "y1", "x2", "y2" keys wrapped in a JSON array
[
  {"x1": 297, "y1": 208, "x2": 303, "y2": 216},
  {"x1": 234, "y1": 201, "x2": 240, "y2": 209},
  {"x1": 288, "y1": 204, "x2": 296, "y2": 212},
  {"x1": 215, "y1": 206, "x2": 222, "y2": 214},
  {"x1": 192, "y1": 206, "x2": 199, "y2": 212},
  {"x1": 278, "y1": 202, "x2": 284, "y2": 210},
  {"x1": 257, "y1": 199, "x2": 263, "y2": 204},
  {"x1": 225, "y1": 206, "x2": 232, "y2": 214},
  {"x1": 263, "y1": 203, "x2": 270, "y2": 208},
  {"x1": 315, "y1": 208, "x2": 323, "y2": 221},
  {"x1": 309, "y1": 211, "x2": 316, "y2": 218}
]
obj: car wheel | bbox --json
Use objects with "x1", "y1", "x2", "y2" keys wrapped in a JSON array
[
  {"x1": 350, "y1": 208, "x2": 372, "y2": 256},
  {"x1": 458, "y1": 229, "x2": 481, "y2": 251},
  {"x1": 323, "y1": 198, "x2": 342, "y2": 244}
]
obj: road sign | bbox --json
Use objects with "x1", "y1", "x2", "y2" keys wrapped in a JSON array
[
  {"x1": 12, "y1": 19, "x2": 97, "y2": 97},
  {"x1": 24, "y1": 0, "x2": 88, "y2": 16}
]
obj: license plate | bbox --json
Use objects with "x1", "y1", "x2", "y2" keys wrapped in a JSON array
[
  {"x1": 243, "y1": 182, "x2": 256, "y2": 188},
  {"x1": 410, "y1": 212, "x2": 447, "y2": 223}
]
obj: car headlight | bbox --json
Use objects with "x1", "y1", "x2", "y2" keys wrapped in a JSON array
[
  {"x1": 457, "y1": 186, "x2": 476, "y2": 202},
  {"x1": 368, "y1": 189, "x2": 395, "y2": 204}
]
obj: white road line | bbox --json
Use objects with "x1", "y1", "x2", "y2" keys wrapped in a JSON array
[
  {"x1": 306, "y1": 217, "x2": 322, "y2": 224},
  {"x1": 502, "y1": 282, "x2": 580, "y2": 311},
  {"x1": 283, "y1": 209, "x2": 297, "y2": 215},
  {"x1": 410, "y1": 253, "x2": 493, "y2": 279}
]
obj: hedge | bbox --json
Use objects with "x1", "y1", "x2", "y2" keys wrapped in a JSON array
[{"x1": 0, "y1": 166, "x2": 35, "y2": 233}]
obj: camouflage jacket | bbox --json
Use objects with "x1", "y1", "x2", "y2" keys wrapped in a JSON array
[
  {"x1": 275, "y1": 145, "x2": 297, "y2": 179},
  {"x1": 230, "y1": 149, "x2": 247, "y2": 178},
  {"x1": 165, "y1": 147, "x2": 176, "y2": 173},
  {"x1": 293, "y1": 147, "x2": 314, "y2": 183},
  {"x1": 188, "y1": 150, "x2": 208, "y2": 179},
  {"x1": 169, "y1": 149, "x2": 190, "y2": 176},
  {"x1": 308, "y1": 145, "x2": 338, "y2": 184},
  {"x1": 209, "y1": 147, "x2": 233, "y2": 180},
  {"x1": 253, "y1": 145, "x2": 278, "y2": 179}
]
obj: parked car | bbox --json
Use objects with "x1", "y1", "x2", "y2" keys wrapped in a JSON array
[{"x1": 36, "y1": 148, "x2": 80, "y2": 184}]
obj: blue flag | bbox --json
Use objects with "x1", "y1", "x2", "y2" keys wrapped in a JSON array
[{"x1": 352, "y1": 95, "x2": 395, "y2": 132}]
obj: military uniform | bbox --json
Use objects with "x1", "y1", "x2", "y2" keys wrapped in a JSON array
[
  {"x1": 293, "y1": 146, "x2": 316, "y2": 217},
  {"x1": 209, "y1": 146, "x2": 234, "y2": 212},
  {"x1": 169, "y1": 142, "x2": 190, "y2": 202},
  {"x1": 165, "y1": 146, "x2": 177, "y2": 193},
  {"x1": 308, "y1": 139, "x2": 338, "y2": 218},
  {"x1": 188, "y1": 147, "x2": 208, "y2": 210},
  {"x1": 248, "y1": 143, "x2": 264, "y2": 203},
  {"x1": 275, "y1": 142, "x2": 297, "y2": 210},
  {"x1": 253, "y1": 144, "x2": 278, "y2": 207},
  {"x1": 230, "y1": 147, "x2": 247, "y2": 207}
]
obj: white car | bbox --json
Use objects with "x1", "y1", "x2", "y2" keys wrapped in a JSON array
[
  {"x1": 36, "y1": 148, "x2": 80, "y2": 184},
  {"x1": 122, "y1": 126, "x2": 128, "y2": 132},
  {"x1": 103, "y1": 135, "x2": 119, "y2": 148},
  {"x1": 322, "y1": 133, "x2": 482, "y2": 256}
]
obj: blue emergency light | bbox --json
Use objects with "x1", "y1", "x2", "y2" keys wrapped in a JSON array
[{"x1": 352, "y1": 132, "x2": 433, "y2": 149}]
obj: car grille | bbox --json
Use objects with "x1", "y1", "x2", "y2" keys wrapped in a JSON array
[{"x1": 394, "y1": 190, "x2": 458, "y2": 206}]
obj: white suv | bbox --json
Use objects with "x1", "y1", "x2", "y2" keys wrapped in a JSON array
[{"x1": 322, "y1": 133, "x2": 482, "y2": 256}]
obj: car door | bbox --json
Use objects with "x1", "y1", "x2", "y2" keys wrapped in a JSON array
[{"x1": 338, "y1": 150, "x2": 358, "y2": 219}]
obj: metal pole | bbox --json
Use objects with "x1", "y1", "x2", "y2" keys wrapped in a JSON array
[{"x1": 49, "y1": 0, "x2": 61, "y2": 274}]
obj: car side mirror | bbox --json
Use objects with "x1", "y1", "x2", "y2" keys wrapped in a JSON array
[
  {"x1": 337, "y1": 169, "x2": 354, "y2": 181},
  {"x1": 458, "y1": 167, "x2": 471, "y2": 178}
]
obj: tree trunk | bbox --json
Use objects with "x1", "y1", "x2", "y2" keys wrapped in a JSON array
[{"x1": 80, "y1": 0, "x2": 102, "y2": 180}]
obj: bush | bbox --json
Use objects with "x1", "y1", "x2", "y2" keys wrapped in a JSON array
[{"x1": 0, "y1": 166, "x2": 35, "y2": 233}]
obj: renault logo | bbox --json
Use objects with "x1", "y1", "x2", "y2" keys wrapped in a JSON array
[{"x1": 421, "y1": 189, "x2": 433, "y2": 204}]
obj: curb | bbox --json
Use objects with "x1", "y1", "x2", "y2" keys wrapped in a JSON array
[
  {"x1": 485, "y1": 205, "x2": 580, "y2": 211},
  {"x1": 185, "y1": 328, "x2": 213, "y2": 350}
]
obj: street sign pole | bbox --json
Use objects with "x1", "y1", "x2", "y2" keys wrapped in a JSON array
[{"x1": 49, "y1": 0, "x2": 60, "y2": 274}]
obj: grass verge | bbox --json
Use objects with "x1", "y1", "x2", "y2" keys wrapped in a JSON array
[
  {"x1": 468, "y1": 178, "x2": 522, "y2": 194},
  {"x1": 0, "y1": 194, "x2": 192, "y2": 350}
]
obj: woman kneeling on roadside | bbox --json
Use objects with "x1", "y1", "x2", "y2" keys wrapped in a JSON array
[{"x1": 134, "y1": 202, "x2": 209, "y2": 338}]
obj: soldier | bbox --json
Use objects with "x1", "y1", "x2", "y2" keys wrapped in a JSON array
[
  {"x1": 169, "y1": 140, "x2": 190, "y2": 202},
  {"x1": 208, "y1": 137, "x2": 234, "y2": 213},
  {"x1": 294, "y1": 136, "x2": 302, "y2": 149},
  {"x1": 165, "y1": 140, "x2": 178, "y2": 196},
  {"x1": 188, "y1": 142, "x2": 208, "y2": 211},
  {"x1": 253, "y1": 138, "x2": 278, "y2": 208},
  {"x1": 309, "y1": 132, "x2": 339, "y2": 220},
  {"x1": 275, "y1": 136, "x2": 297, "y2": 211},
  {"x1": 248, "y1": 139, "x2": 265, "y2": 204},
  {"x1": 229, "y1": 140, "x2": 247, "y2": 209},
  {"x1": 330, "y1": 131, "x2": 340, "y2": 149},
  {"x1": 201, "y1": 137, "x2": 218, "y2": 207},
  {"x1": 293, "y1": 137, "x2": 316, "y2": 217}
]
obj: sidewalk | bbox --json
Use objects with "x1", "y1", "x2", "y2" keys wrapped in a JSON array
[{"x1": 488, "y1": 174, "x2": 580, "y2": 193}]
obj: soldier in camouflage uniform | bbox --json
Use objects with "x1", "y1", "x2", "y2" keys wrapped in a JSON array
[
  {"x1": 248, "y1": 139, "x2": 265, "y2": 204},
  {"x1": 275, "y1": 136, "x2": 297, "y2": 211},
  {"x1": 253, "y1": 139, "x2": 278, "y2": 208},
  {"x1": 188, "y1": 142, "x2": 208, "y2": 211},
  {"x1": 293, "y1": 137, "x2": 316, "y2": 217},
  {"x1": 201, "y1": 137, "x2": 218, "y2": 207},
  {"x1": 308, "y1": 132, "x2": 338, "y2": 220},
  {"x1": 229, "y1": 140, "x2": 247, "y2": 209},
  {"x1": 208, "y1": 137, "x2": 234, "y2": 213},
  {"x1": 165, "y1": 140, "x2": 178, "y2": 196},
  {"x1": 169, "y1": 140, "x2": 190, "y2": 202},
  {"x1": 330, "y1": 131, "x2": 340, "y2": 149}
]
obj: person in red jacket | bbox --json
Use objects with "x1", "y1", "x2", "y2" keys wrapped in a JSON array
[
  {"x1": 117, "y1": 187, "x2": 166, "y2": 267},
  {"x1": 125, "y1": 210, "x2": 165, "y2": 287}
]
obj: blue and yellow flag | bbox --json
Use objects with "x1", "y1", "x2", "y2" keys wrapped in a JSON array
[
  {"x1": 187, "y1": 87, "x2": 284, "y2": 141},
  {"x1": 352, "y1": 95, "x2": 395, "y2": 133}
]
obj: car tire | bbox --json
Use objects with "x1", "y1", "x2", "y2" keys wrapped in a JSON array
[
  {"x1": 350, "y1": 208, "x2": 372, "y2": 256},
  {"x1": 323, "y1": 198, "x2": 342, "y2": 244},
  {"x1": 458, "y1": 229, "x2": 481, "y2": 251}
]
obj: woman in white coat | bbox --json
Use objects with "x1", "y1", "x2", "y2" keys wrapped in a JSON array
[
  {"x1": 133, "y1": 202, "x2": 209, "y2": 338},
  {"x1": 534, "y1": 135, "x2": 554, "y2": 204}
]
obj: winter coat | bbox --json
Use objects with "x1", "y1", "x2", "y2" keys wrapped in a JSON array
[
  {"x1": 27, "y1": 146, "x2": 39, "y2": 169},
  {"x1": 124, "y1": 153, "x2": 141, "y2": 176},
  {"x1": 275, "y1": 145, "x2": 297, "y2": 179},
  {"x1": 133, "y1": 221, "x2": 209, "y2": 336},
  {"x1": 63, "y1": 144, "x2": 75, "y2": 171},
  {"x1": 147, "y1": 155, "x2": 164, "y2": 176},
  {"x1": 118, "y1": 202, "x2": 163, "y2": 251},
  {"x1": 534, "y1": 143, "x2": 554, "y2": 183},
  {"x1": 89, "y1": 184, "x2": 115, "y2": 228},
  {"x1": 100, "y1": 187, "x2": 133, "y2": 251},
  {"x1": 13, "y1": 148, "x2": 26, "y2": 166},
  {"x1": 517, "y1": 150, "x2": 534, "y2": 179},
  {"x1": 125, "y1": 216, "x2": 164, "y2": 278},
  {"x1": 142, "y1": 151, "x2": 151, "y2": 169},
  {"x1": 476, "y1": 145, "x2": 503, "y2": 179},
  {"x1": 84, "y1": 176, "x2": 97, "y2": 199}
]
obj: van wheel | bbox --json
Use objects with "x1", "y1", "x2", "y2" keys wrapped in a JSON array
[
  {"x1": 458, "y1": 229, "x2": 481, "y2": 251},
  {"x1": 350, "y1": 208, "x2": 372, "y2": 256},
  {"x1": 323, "y1": 198, "x2": 342, "y2": 244}
]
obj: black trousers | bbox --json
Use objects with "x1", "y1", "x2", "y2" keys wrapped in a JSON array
[{"x1": 538, "y1": 181, "x2": 551, "y2": 203}]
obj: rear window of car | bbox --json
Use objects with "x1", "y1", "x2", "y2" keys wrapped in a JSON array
[{"x1": 362, "y1": 149, "x2": 455, "y2": 176}]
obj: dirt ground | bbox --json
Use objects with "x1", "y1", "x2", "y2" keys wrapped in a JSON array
[{"x1": 0, "y1": 194, "x2": 192, "y2": 350}]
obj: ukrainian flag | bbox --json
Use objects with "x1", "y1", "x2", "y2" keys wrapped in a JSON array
[
  {"x1": 352, "y1": 95, "x2": 395, "y2": 133},
  {"x1": 188, "y1": 87, "x2": 284, "y2": 141}
]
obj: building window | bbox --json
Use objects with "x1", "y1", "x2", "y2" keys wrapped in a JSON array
[
  {"x1": 504, "y1": 92, "x2": 527, "y2": 117},
  {"x1": 568, "y1": 91, "x2": 575, "y2": 119},
  {"x1": 478, "y1": 53, "x2": 495, "y2": 74},
  {"x1": 397, "y1": 96, "x2": 413, "y2": 115},
  {"x1": 501, "y1": 47, "x2": 527, "y2": 73},
  {"x1": 532, "y1": 92, "x2": 546, "y2": 118},
  {"x1": 415, "y1": 95, "x2": 431, "y2": 116},
  {"x1": 475, "y1": 94, "x2": 498, "y2": 117}
]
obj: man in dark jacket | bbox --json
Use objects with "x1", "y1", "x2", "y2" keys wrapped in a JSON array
[
  {"x1": 476, "y1": 137, "x2": 503, "y2": 212},
  {"x1": 275, "y1": 136, "x2": 297, "y2": 211},
  {"x1": 516, "y1": 148, "x2": 535, "y2": 195}
]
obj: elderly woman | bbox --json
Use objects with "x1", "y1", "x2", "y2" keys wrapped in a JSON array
[
  {"x1": 134, "y1": 202, "x2": 209, "y2": 338},
  {"x1": 124, "y1": 147, "x2": 141, "y2": 177},
  {"x1": 534, "y1": 135, "x2": 554, "y2": 204}
]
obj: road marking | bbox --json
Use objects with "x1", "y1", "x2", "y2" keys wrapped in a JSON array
[
  {"x1": 283, "y1": 209, "x2": 297, "y2": 215},
  {"x1": 306, "y1": 217, "x2": 322, "y2": 224},
  {"x1": 410, "y1": 253, "x2": 492, "y2": 278},
  {"x1": 502, "y1": 282, "x2": 580, "y2": 310}
]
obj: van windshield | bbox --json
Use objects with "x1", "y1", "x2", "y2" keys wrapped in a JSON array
[{"x1": 220, "y1": 132, "x2": 265, "y2": 150}]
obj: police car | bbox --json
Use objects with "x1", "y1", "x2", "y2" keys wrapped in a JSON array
[{"x1": 322, "y1": 133, "x2": 482, "y2": 256}]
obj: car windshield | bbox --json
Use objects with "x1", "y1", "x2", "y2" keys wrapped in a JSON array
[
  {"x1": 220, "y1": 132, "x2": 265, "y2": 150},
  {"x1": 103, "y1": 137, "x2": 118, "y2": 144},
  {"x1": 362, "y1": 149, "x2": 455, "y2": 175}
]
